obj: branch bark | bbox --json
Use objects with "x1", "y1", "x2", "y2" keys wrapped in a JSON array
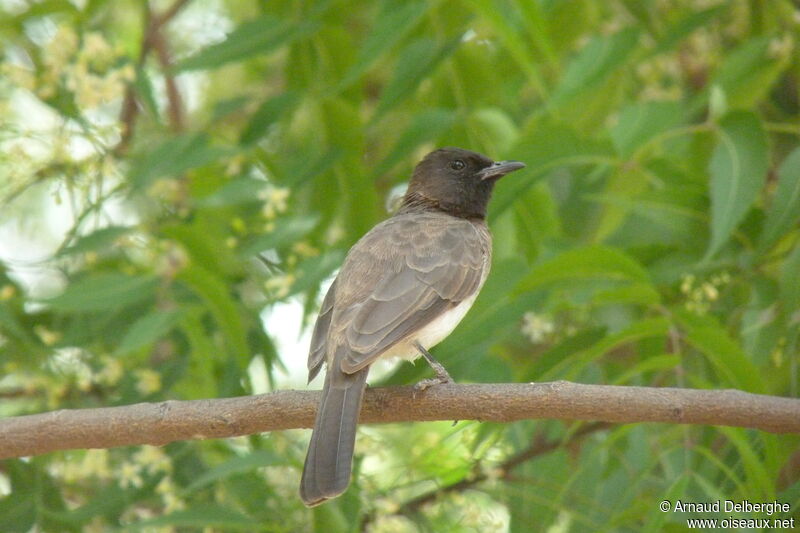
[{"x1": 1, "y1": 381, "x2": 798, "y2": 459}]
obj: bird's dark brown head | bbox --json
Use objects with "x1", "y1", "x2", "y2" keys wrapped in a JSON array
[{"x1": 401, "y1": 147, "x2": 525, "y2": 219}]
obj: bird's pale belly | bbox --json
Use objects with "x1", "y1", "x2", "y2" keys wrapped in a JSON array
[{"x1": 379, "y1": 291, "x2": 479, "y2": 362}]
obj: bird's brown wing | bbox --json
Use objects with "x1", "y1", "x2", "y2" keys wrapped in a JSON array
[
  {"x1": 325, "y1": 212, "x2": 490, "y2": 374},
  {"x1": 307, "y1": 278, "x2": 337, "y2": 383}
]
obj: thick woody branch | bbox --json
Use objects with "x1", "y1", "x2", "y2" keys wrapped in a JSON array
[{"x1": 1, "y1": 381, "x2": 798, "y2": 459}]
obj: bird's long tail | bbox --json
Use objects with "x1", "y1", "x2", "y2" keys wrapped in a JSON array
[{"x1": 300, "y1": 365, "x2": 368, "y2": 506}]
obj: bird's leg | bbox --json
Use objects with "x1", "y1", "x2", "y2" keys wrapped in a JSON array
[{"x1": 413, "y1": 341, "x2": 453, "y2": 392}]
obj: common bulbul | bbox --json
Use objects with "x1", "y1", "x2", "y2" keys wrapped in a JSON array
[{"x1": 299, "y1": 147, "x2": 525, "y2": 506}]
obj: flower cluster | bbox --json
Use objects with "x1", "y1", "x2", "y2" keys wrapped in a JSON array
[
  {"x1": 521, "y1": 311, "x2": 555, "y2": 344},
  {"x1": 680, "y1": 272, "x2": 730, "y2": 314}
]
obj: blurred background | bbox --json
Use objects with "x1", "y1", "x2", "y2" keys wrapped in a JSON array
[{"x1": 1, "y1": 0, "x2": 799, "y2": 531}]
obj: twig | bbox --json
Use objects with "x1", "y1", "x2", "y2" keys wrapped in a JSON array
[
  {"x1": 0, "y1": 381, "x2": 798, "y2": 460},
  {"x1": 382, "y1": 422, "x2": 611, "y2": 524},
  {"x1": 116, "y1": 0, "x2": 192, "y2": 153}
]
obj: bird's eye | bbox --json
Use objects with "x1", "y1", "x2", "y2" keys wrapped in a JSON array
[{"x1": 450, "y1": 159, "x2": 466, "y2": 171}]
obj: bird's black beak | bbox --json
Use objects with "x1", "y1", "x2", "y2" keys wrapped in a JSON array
[{"x1": 477, "y1": 160, "x2": 526, "y2": 181}]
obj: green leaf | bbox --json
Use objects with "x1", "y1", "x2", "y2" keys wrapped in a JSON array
[
  {"x1": 706, "y1": 111, "x2": 768, "y2": 258},
  {"x1": 374, "y1": 36, "x2": 461, "y2": 117},
  {"x1": 549, "y1": 28, "x2": 639, "y2": 110},
  {"x1": 516, "y1": 245, "x2": 650, "y2": 293},
  {"x1": 471, "y1": 107, "x2": 520, "y2": 154},
  {"x1": 610, "y1": 101, "x2": 684, "y2": 158},
  {"x1": 373, "y1": 108, "x2": 456, "y2": 177},
  {"x1": 759, "y1": 148, "x2": 800, "y2": 251},
  {"x1": 528, "y1": 327, "x2": 607, "y2": 380},
  {"x1": 195, "y1": 177, "x2": 268, "y2": 208},
  {"x1": 780, "y1": 244, "x2": 800, "y2": 315},
  {"x1": 651, "y1": 5, "x2": 725, "y2": 55},
  {"x1": 132, "y1": 64, "x2": 159, "y2": 118},
  {"x1": 56, "y1": 226, "x2": 132, "y2": 258},
  {"x1": 610, "y1": 354, "x2": 680, "y2": 385},
  {"x1": 592, "y1": 166, "x2": 649, "y2": 242},
  {"x1": 491, "y1": 123, "x2": 614, "y2": 220},
  {"x1": 592, "y1": 283, "x2": 661, "y2": 306},
  {"x1": 126, "y1": 506, "x2": 258, "y2": 530},
  {"x1": 678, "y1": 311, "x2": 766, "y2": 392},
  {"x1": 547, "y1": 318, "x2": 671, "y2": 380},
  {"x1": 176, "y1": 15, "x2": 319, "y2": 71},
  {"x1": 44, "y1": 274, "x2": 159, "y2": 312},
  {"x1": 184, "y1": 451, "x2": 285, "y2": 493},
  {"x1": 718, "y1": 427, "x2": 774, "y2": 500},
  {"x1": 467, "y1": 0, "x2": 548, "y2": 95},
  {"x1": 239, "y1": 92, "x2": 300, "y2": 146},
  {"x1": 178, "y1": 264, "x2": 249, "y2": 366},
  {"x1": 176, "y1": 310, "x2": 219, "y2": 398},
  {"x1": 643, "y1": 474, "x2": 690, "y2": 533},
  {"x1": 115, "y1": 310, "x2": 183, "y2": 355},
  {"x1": 0, "y1": 303, "x2": 40, "y2": 350},
  {"x1": 337, "y1": 0, "x2": 428, "y2": 90},
  {"x1": 709, "y1": 36, "x2": 791, "y2": 110},
  {"x1": 129, "y1": 134, "x2": 230, "y2": 189},
  {"x1": 238, "y1": 216, "x2": 319, "y2": 257},
  {"x1": 0, "y1": 461, "x2": 36, "y2": 532},
  {"x1": 288, "y1": 250, "x2": 345, "y2": 297}
]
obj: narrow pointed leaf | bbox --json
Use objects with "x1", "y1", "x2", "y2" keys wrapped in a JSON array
[
  {"x1": 706, "y1": 111, "x2": 768, "y2": 258},
  {"x1": 759, "y1": 148, "x2": 800, "y2": 251},
  {"x1": 177, "y1": 15, "x2": 319, "y2": 71}
]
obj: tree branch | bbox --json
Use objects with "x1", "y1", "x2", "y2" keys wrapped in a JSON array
[{"x1": 1, "y1": 381, "x2": 798, "y2": 459}]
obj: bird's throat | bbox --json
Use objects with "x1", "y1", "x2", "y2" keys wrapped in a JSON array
[{"x1": 399, "y1": 192, "x2": 486, "y2": 220}]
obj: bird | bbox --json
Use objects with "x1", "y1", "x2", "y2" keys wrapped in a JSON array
[{"x1": 299, "y1": 147, "x2": 525, "y2": 506}]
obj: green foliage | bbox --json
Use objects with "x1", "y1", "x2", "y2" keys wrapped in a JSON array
[{"x1": 0, "y1": 0, "x2": 799, "y2": 531}]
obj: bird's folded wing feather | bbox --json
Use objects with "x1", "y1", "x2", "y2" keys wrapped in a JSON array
[
  {"x1": 307, "y1": 278, "x2": 337, "y2": 383},
  {"x1": 321, "y1": 213, "x2": 489, "y2": 374}
]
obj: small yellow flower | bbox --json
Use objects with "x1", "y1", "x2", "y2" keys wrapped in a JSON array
[
  {"x1": 43, "y1": 25, "x2": 79, "y2": 73},
  {"x1": 34, "y1": 325, "x2": 61, "y2": 346},
  {"x1": 701, "y1": 282, "x2": 718, "y2": 301},
  {"x1": 225, "y1": 154, "x2": 246, "y2": 176},
  {"x1": 231, "y1": 217, "x2": 246, "y2": 234},
  {"x1": 292, "y1": 241, "x2": 319, "y2": 258},
  {"x1": 771, "y1": 337, "x2": 786, "y2": 368},
  {"x1": 135, "y1": 447, "x2": 171, "y2": 475},
  {"x1": 134, "y1": 369, "x2": 161, "y2": 395},
  {"x1": 0, "y1": 63, "x2": 36, "y2": 91},
  {"x1": 768, "y1": 34, "x2": 794, "y2": 60},
  {"x1": 96, "y1": 356, "x2": 124, "y2": 386},
  {"x1": 154, "y1": 241, "x2": 189, "y2": 279},
  {"x1": 156, "y1": 477, "x2": 185, "y2": 512},
  {"x1": 0, "y1": 285, "x2": 16, "y2": 300},
  {"x1": 264, "y1": 274, "x2": 296, "y2": 299},
  {"x1": 259, "y1": 186, "x2": 290, "y2": 219},
  {"x1": 680, "y1": 274, "x2": 695, "y2": 295},
  {"x1": 521, "y1": 312, "x2": 555, "y2": 344},
  {"x1": 80, "y1": 32, "x2": 115, "y2": 71},
  {"x1": 83, "y1": 449, "x2": 111, "y2": 479},
  {"x1": 116, "y1": 63, "x2": 136, "y2": 83},
  {"x1": 119, "y1": 461, "x2": 143, "y2": 489}
]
